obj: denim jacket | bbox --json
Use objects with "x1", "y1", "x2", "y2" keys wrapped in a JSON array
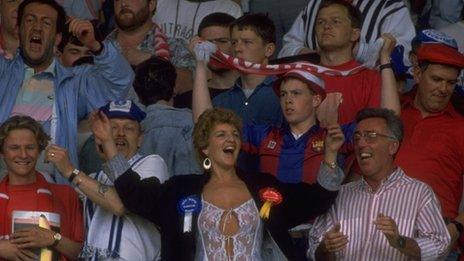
[
  {"x1": 0, "y1": 41, "x2": 133, "y2": 184},
  {"x1": 139, "y1": 104, "x2": 201, "y2": 177}
]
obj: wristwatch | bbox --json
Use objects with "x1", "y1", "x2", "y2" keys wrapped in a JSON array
[
  {"x1": 51, "y1": 232, "x2": 62, "y2": 248},
  {"x1": 395, "y1": 235, "x2": 406, "y2": 249}
]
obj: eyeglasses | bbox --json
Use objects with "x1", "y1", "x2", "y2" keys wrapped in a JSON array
[{"x1": 353, "y1": 131, "x2": 397, "y2": 144}]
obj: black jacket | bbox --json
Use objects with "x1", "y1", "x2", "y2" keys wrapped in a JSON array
[{"x1": 114, "y1": 168, "x2": 338, "y2": 261}]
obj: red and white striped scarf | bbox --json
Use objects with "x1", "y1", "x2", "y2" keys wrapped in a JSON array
[{"x1": 208, "y1": 50, "x2": 367, "y2": 77}]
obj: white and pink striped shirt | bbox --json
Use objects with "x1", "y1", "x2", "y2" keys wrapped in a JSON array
[{"x1": 308, "y1": 167, "x2": 450, "y2": 261}]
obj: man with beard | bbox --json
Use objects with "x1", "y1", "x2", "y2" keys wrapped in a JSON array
[
  {"x1": 0, "y1": 0, "x2": 23, "y2": 59},
  {"x1": 0, "y1": 0, "x2": 133, "y2": 184},
  {"x1": 77, "y1": 0, "x2": 170, "y2": 175},
  {"x1": 175, "y1": 12, "x2": 238, "y2": 109},
  {"x1": 106, "y1": 0, "x2": 170, "y2": 66}
]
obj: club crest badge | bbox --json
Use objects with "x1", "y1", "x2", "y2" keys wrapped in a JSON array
[
  {"x1": 267, "y1": 140, "x2": 277, "y2": 150},
  {"x1": 311, "y1": 140, "x2": 324, "y2": 152}
]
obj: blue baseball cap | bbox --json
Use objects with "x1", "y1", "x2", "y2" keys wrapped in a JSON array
[
  {"x1": 391, "y1": 29, "x2": 460, "y2": 78},
  {"x1": 99, "y1": 100, "x2": 146, "y2": 122},
  {"x1": 412, "y1": 29, "x2": 458, "y2": 49}
]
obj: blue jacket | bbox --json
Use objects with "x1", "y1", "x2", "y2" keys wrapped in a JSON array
[
  {"x1": 0, "y1": 41, "x2": 133, "y2": 184},
  {"x1": 139, "y1": 104, "x2": 201, "y2": 177}
]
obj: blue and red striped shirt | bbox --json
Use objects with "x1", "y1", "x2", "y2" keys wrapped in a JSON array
[{"x1": 240, "y1": 123, "x2": 355, "y2": 184}]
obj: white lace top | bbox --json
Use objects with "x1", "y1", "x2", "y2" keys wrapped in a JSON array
[{"x1": 195, "y1": 198, "x2": 263, "y2": 261}]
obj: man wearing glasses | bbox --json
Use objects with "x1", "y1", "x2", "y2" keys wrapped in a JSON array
[{"x1": 308, "y1": 108, "x2": 450, "y2": 260}]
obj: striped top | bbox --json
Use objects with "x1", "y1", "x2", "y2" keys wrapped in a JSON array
[{"x1": 308, "y1": 167, "x2": 450, "y2": 261}]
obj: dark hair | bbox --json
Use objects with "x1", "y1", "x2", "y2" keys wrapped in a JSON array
[
  {"x1": 58, "y1": 24, "x2": 84, "y2": 52},
  {"x1": 356, "y1": 108, "x2": 403, "y2": 142},
  {"x1": 230, "y1": 13, "x2": 276, "y2": 44},
  {"x1": 318, "y1": 0, "x2": 362, "y2": 29},
  {"x1": 198, "y1": 12, "x2": 235, "y2": 36},
  {"x1": 58, "y1": 19, "x2": 104, "y2": 53},
  {"x1": 0, "y1": 115, "x2": 50, "y2": 153},
  {"x1": 18, "y1": 0, "x2": 67, "y2": 34},
  {"x1": 418, "y1": 61, "x2": 461, "y2": 73},
  {"x1": 133, "y1": 56, "x2": 177, "y2": 106}
]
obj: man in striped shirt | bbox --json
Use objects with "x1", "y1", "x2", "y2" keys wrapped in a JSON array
[{"x1": 308, "y1": 108, "x2": 450, "y2": 260}]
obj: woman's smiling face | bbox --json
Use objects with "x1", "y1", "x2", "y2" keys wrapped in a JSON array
[{"x1": 202, "y1": 123, "x2": 241, "y2": 170}]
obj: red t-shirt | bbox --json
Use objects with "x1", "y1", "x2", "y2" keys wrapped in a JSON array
[
  {"x1": 0, "y1": 174, "x2": 83, "y2": 260},
  {"x1": 6, "y1": 184, "x2": 84, "y2": 241},
  {"x1": 321, "y1": 60, "x2": 381, "y2": 124},
  {"x1": 395, "y1": 95, "x2": 464, "y2": 219}
]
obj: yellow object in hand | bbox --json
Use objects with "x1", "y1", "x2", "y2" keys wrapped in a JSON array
[{"x1": 38, "y1": 215, "x2": 53, "y2": 261}]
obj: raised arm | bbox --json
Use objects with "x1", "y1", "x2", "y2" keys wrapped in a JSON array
[
  {"x1": 191, "y1": 38, "x2": 216, "y2": 122},
  {"x1": 378, "y1": 2, "x2": 415, "y2": 67},
  {"x1": 354, "y1": 2, "x2": 414, "y2": 68},
  {"x1": 68, "y1": 18, "x2": 133, "y2": 116},
  {"x1": 46, "y1": 144, "x2": 127, "y2": 216},
  {"x1": 379, "y1": 34, "x2": 401, "y2": 115},
  {"x1": 89, "y1": 111, "x2": 165, "y2": 223}
]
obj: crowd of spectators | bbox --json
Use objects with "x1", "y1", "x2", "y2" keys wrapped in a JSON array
[{"x1": 0, "y1": 0, "x2": 463, "y2": 260}]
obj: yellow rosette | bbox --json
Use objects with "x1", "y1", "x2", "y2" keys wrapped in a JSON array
[{"x1": 259, "y1": 187, "x2": 283, "y2": 220}]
